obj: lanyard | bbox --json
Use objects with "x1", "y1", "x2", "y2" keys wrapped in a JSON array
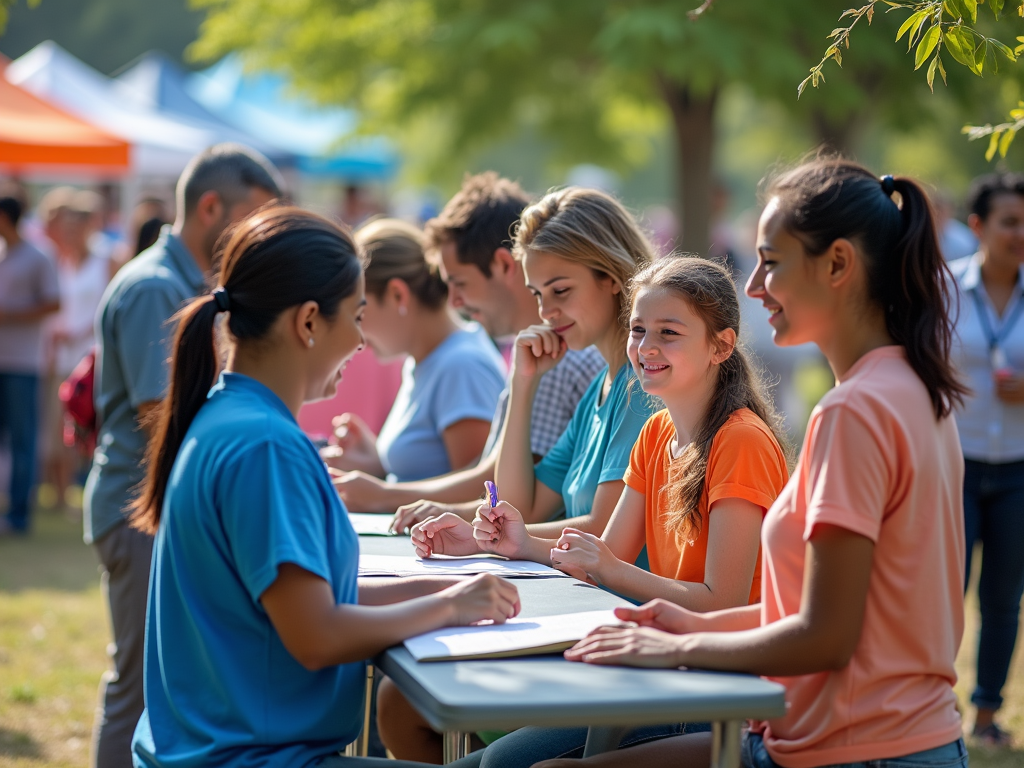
[{"x1": 971, "y1": 286, "x2": 1024, "y2": 351}]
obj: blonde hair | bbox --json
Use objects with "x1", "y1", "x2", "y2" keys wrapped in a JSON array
[
  {"x1": 512, "y1": 187, "x2": 655, "y2": 328},
  {"x1": 355, "y1": 218, "x2": 447, "y2": 310}
]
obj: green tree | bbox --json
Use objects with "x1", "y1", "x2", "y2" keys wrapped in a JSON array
[
  {"x1": 192, "y1": 0, "x2": 997, "y2": 252},
  {"x1": 806, "y1": 0, "x2": 1024, "y2": 158}
]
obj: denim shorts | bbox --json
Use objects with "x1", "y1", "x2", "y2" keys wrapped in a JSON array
[{"x1": 741, "y1": 733, "x2": 969, "y2": 768}]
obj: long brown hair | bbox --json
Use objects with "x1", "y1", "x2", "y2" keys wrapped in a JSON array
[
  {"x1": 629, "y1": 256, "x2": 788, "y2": 544},
  {"x1": 130, "y1": 207, "x2": 363, "y2": 534},
  {"x1": 764, "y1": 159, "x2": 967, "y2": 418}
]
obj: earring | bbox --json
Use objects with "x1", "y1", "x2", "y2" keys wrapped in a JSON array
[{"x1": 308, "y1": 338, "x2": 315, "y2": 348}]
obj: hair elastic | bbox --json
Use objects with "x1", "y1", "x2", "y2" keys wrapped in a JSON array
[
  {"x1": 212, "y1": 288, "x2": 231, "y2": 313},
  {"x1": 880, "y1": 175, "x2": 896, "y2": 196}
]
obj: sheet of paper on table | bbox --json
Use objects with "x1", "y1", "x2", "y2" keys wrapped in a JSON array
[
  {"x1": 404, "y1": 609, "x2": 621, "y2": 661},
  {"x1": 348, "y1": 512, "x2": 401, "y2": 536},
  {"x1": 358, "y1": 554, "x2": 568, "y2": 578}
]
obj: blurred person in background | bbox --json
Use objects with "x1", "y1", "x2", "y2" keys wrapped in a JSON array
[
  {"x1": 949, "y1": 172, "x2": 1024, "y2": 748},
  {"x1": 0, "y1": 195, "x2": 61, "y2": 536},
  {"x1": 936, "y1": 190, "x2": 979, "y2": 261},
  {"x1": 114, "y1": 197, "x2": 170, "y2": 268},
  {"x1": 84, "y1": 144, "x2": 282, "y2": 768},
  {"x1": 43, "y1": 190, "x2": 113, "y2": 512},
  {"x1": 324, "y1": 218, "x2": 506, "y2": 484}
]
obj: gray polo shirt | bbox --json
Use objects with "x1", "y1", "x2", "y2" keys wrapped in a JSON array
[
  {"x1": 0, "y1": 239, "x2": 60, "y2": 374},
  {"x1": 83, "y1": 227, "x2": 206, "y2": 543}
]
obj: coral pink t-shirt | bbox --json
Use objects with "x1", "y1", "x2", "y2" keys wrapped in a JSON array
[{"x1": 752, "y1": 346, "x2": 965, "y2": 768}]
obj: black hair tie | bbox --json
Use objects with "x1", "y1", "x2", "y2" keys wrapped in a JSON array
[
  {"x1": 212, "y1": 288, "x2": 231, "y2": 313},
  {"x1": 880, "y1": 174, "x2": 896, "y2": 196}
]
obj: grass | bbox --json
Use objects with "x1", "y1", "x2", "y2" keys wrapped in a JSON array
[{"x1": 0, "y1": 508, "x2": 1022, "y2": 767}]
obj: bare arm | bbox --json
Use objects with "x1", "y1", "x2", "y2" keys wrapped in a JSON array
[
  {"x1": 0, "y1": 299, "x2": 60, "y2": 324},
  {"x1": 261, "y1": 563, "x2": 520, "y2": 670},
  {"x1": 568, "y1": 524, "x2": 873, "y2": 675},
  {"x1": 554, "y1": 498, "x2": 763, "y2": 612},
  {"x1": 495, "y1": 326, "x2": 567, "y2": 524},
  {"x1": 441, "y1": 418, "x2": 494, "y2": 472},
  {"x1": 357, "y1": 576, "x2": 460, "y2": 605}
]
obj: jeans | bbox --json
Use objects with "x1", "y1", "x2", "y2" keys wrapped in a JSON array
[
  {"x1": 460, "y1": 721, "x2": 700, "y2": 768},
  {"x1": 963, "y1": 457, "x2": 1024, "y2": 711},
  {"x1": 0, "y1": 372, "x2": 39, "y2": 531},
  {"x1": 741, "y1": 733, "x2": 968, "y2": 768}
]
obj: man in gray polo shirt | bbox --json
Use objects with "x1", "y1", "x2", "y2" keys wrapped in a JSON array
[
  {"x1": 84, "y1": 144, "x2": 282, "y2": 768},
  {"x1": 0, "y1": 195, "x2": 61, "y2": 536}
]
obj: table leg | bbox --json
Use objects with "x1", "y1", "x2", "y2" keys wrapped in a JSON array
[
  {"x1": 443, "y1": 731, "x2": 472, "y2": 764},
  {"x1": 710, "y1": 721, "x2": 741, "y2": 768},
  {"x1": 582, "y1": 725, "x2": 630, "y2": 757}
]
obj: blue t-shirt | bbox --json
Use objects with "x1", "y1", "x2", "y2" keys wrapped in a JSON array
[
  {"x1": 376, "y1": 324, "x2": 505, "y2": 482},
  {"x1": 132, "y1": 373, "x2": 364, "y2": 768},
  {"x1": 534, "y1": 363, "x2": 659, "y2": 519}
]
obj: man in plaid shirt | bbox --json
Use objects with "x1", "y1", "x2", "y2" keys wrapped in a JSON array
[{"x1": 333, "y1": 172, "x2": 604, "y2": 522}]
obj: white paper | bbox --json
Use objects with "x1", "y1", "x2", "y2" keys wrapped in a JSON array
[
  {"x1": 404, "y1": 609, "x2": 621, "y2": 661},
  {"x1": 348, "y1": 512, "x2": 400, "y2": 536},
  {"x1": 358, "y1": 554, "x2": 567, "y2": 578}
]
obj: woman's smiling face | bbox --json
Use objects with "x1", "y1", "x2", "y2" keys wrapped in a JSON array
[
  {"x1": 746, "y1": 197, "x2": 834, "y2": 348},
  {"x1": 522, "y1": 249, "x2": 621, "y2": 350}
]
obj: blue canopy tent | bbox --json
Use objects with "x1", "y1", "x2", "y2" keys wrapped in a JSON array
[
  {"x1": 185, "y1": 56, "x2": 398, "y2": 183},
  {"x1": 113, "y1": 51, "x2": 296, "y2": 168}
]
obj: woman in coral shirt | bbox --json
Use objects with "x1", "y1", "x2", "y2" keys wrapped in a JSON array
[{"x1": 541, "y1": 160, "x2": 970, "y2": 768}]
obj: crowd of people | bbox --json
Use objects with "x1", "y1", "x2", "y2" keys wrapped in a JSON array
[{"x1": 0, "y1": 142, "x2": 1020, "y2": 768}]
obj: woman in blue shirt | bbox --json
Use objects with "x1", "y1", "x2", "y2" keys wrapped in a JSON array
[
  {"x1": 128, "y1": 207, "x2": 519, "y2": 768},
  {"x1": 324, "y1": 218, "x2": 505, "y2": 482}
]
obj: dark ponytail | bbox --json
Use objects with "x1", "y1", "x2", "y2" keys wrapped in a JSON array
[
  {"x1": 130, "y1": 206, "x2": 363, "y2": 534},
  {"x1": 628, "y1": 256, "x2": 790, "y2": 544},
  {"x1": 765, "y1": 159, "x2": 968, "y2": 419}
]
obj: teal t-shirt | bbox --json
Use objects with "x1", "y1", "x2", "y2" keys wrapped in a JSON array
[
  {"x1": 132, "y1": 373, "x2": 364, "y2": 768},
  {"x1": 534, "y1": 363, "x2": 659, "y2": 519}
]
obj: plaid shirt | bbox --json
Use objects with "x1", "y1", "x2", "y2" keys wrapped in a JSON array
[{"x1": 483, "y1": 346, "x2": 606, "y2": 458}]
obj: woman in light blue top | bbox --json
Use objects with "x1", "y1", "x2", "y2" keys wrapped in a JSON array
[
  {"x1": 326, "y1": 218, "x2": 505, "y2": 483},
  {"x1": 128, "y1": 207, "x2": 518, "y2": 768}
]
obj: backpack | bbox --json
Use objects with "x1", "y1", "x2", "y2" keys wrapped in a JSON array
[{"x1": 59, "y1": 349, "x2": 97, "y2": 456}]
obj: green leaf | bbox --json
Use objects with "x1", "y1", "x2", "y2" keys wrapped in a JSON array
[
  {"x1": 987, "y1": 131, "x2": 1001, "y2": 160},
  {"x1": 915, "y1": 24, "x2": 941, "y2": 68},
  {"x1": 974, "y1": 37, "x2": 987, "y2": 73},
  {"x1": 937, "y1": 54, "x2": 948, "y2": 83},
  {"x1": 926, "y1": 52, "x2": 939, "y2": 89},
  {"x1": 991, "y1": 39, "x2": 1016, "y2": 61},
  {"x1": 992, "y1": 0, "x2": 1006, "y2": 19},
  {"x1": 999, "y1": 128, "x2": 1016, "y2": 157},
  {"x1": 945, "y1": 25, "x2": 974, "y2": 65},
  {"x1": 962, "y1": 0, "x2": 978, "y2": 23},
  {"x1": 896, "y1": 9, "x2": 929, "y2": 48}
]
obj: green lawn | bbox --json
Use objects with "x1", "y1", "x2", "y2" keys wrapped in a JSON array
[{"x1": 0, "y1": 509, "x2": 1022, "y2": 767}]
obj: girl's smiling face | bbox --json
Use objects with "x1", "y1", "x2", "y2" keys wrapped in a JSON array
[
  {"x1": 746, "y1": 197, "x2": 834, "y2": 348},
  {"x1": 522, "y1": 249, "x2": 621, "y2": 350},
  {"x1": 627, "y1": 285, "x2": 727, "y2": 400}
]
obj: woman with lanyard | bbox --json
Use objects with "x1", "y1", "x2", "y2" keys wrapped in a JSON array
[{"x1": 949, "y1": 172, "x2": 1024, "y2": 748}]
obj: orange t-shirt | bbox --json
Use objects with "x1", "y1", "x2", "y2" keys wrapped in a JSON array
[
  {"x1": 753, "y1": 346, "x2": 965, "y2": 768},
  {"x1": 623, "y1": 407, "x2": 789, "y2": 605}
]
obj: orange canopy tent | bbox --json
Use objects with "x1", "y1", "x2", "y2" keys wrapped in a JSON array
[{"x1": 0, "y1": 59, "x2": 130, "y2": 173}]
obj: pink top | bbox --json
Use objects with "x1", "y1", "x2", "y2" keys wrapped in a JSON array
[{"x1": 753, "y1": 346, "x2": 965, "y2": 768}]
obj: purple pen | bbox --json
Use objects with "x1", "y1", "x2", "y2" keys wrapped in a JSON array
[{"x1": 484, "y1": 481, "x2": 498, "y2": 508}]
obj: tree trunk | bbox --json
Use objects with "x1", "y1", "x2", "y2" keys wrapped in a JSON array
[{"x1": 658, "y1": 78, "x2": 718, "y2": 257}]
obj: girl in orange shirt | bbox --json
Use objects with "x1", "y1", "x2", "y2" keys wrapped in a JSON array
[
  {"x1": 542, "y1": 255, "x2": 789, "y2": 610},
  {"x1": 542, "y1": 161, "x2": 971, "y2": 768}
]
